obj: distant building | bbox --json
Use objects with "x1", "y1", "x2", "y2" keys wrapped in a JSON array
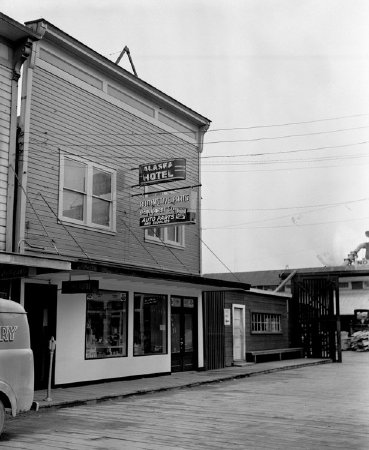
[{"x1": 206, "y1": 266, "x2": 369, "y2": 331}]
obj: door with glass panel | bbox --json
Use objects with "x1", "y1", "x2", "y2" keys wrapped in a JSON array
[{"x1": 171, "y1": 296, "x2": 197, "y2": 372}]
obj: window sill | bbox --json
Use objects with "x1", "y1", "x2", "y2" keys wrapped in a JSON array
[
  {"x1": 58, "y1": 219, "x2": 116, "y2": 235},
  {"x1": 144, "y1": 237, "x2": 185, "y2": 249}
]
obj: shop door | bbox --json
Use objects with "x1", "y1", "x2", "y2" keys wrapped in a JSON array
[
  {"x1": 171, "y1": 296, "x2": 197, "y2": 372},
  {"x1": 233, "y1": 306, "x2": 245, "y2": 361},
  {"x1": 24, "y1": 284, "x2": 57, "y2": 390}
]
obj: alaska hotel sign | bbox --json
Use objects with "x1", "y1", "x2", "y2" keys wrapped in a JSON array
[
  {"x1": 138, "y1": 158, "x2": 186, "y2": 186},
  {"x1": 138, "y1": 158, "x2": 197, "y2": 227}
]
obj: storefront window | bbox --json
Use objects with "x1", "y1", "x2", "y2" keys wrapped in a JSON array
[
  {"x1": 85, "y1": 290, "x2": 128, "y2": 359},
  {"x1": 134, "y1": 293, "x2": 167, "y2": 356}
]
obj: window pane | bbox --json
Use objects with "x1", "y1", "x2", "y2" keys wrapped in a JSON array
[
  {"x1": 166, "y1": 225, "x2": 183, "y2": 244},
  {"x1": 166, "y1": 226, "x2": 177, "y2": 242},
  {"x1": 134, "y1": 293, "x2": 167, "y2": 356},
  {"x1": 92, "y1": 198, "x2": 110, "y2": 226},
  {"x1": 171, "y1": 312, "x2": 181, "y2": 353},
  {"x1": 147, "y1": 227, "x2": 164, "y2": 239},
  {"x1": 93, "y1": 169, "x2": 111, "y2": 200},
  {"x1": 64, "y1": 158, "x2": 86, "y2": 192},
  {"x1": 63, "y1": 190, "x2": 84, "y2": 221},
  {"x1": 184, "y1": 313, "x2": 193, "y2": 351},
  {"x1": 85, "y1": 291, "x2": 128, "y2": 359}
]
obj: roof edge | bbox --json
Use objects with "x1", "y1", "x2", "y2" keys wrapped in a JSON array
[
  {"x1": 72, "y1": 259, "x2": 250, "y2": 290},
  {"x1": 24, "y1": 18, "x2": 211, "y2": 128}
]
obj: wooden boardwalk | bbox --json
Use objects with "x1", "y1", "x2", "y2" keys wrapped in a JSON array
[{"x1": 1, "y1": 352, "x2": 368, "y2": 449}]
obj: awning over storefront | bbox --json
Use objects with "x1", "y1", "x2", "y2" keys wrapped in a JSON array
[
  {"x1": 0, "y1": 252, "x2": 71, "y2": 276},
  {"x1": 69, "y1": 259, "x2": 251, "y2": 292}
]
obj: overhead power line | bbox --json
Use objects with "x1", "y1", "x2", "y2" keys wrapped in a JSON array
[
  {"x1": 26, "y1": 112, "x2": 369, "y2": 138},
  {"x1": 29, "y1": 124, "x2": 369, "y2": 148},
  {"x1": 203, "y1": 215, "x2": 369, "y2": 231},
  {"x1": 202, "y1": 197, "x2": 369, "y2": 212}
]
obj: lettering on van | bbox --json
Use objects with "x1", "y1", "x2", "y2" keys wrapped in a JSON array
[{"x1": 0, "y1": 326, "x2": 18, "y2": 342}]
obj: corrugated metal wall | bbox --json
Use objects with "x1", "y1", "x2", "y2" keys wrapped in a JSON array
[{"x1": 203, "y1": 291, "x2": 225, "y2": 370}]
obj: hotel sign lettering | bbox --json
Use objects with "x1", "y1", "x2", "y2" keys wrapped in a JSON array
[
  {"x1": 138, "y1": 158, "x2": 186, "y2": 186},
  {"x1": 139, "y1": 190, "x2": 197, "y2": 227}
]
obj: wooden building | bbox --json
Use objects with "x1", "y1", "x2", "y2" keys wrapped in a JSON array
[
  {"x1": 3, "y1": 17, "x2": 250, "y2": 389},
  {"x1": 203, "y1": 289, "x2": 290, "y2": 369},
  {"x1": 0, "y1": 14, "x2": 70, "y2": 303}
]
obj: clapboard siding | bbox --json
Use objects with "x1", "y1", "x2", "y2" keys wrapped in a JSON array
[
  {"x1": 25, "y1": 66, "x2": 201, "y2": 272},
  {"x1": 0, "y1": 63, "x2": 11, "y2": 251},
  {"x1": 223, "y1": 291, "x2": 289, "y2": 365}
]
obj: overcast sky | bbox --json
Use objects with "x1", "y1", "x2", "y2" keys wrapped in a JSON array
[{"x1": 3, "y1": 0, "x2": 369, "y2": 274}]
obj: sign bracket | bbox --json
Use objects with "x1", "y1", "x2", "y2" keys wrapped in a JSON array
[{"x1": 131, "y1": 184, "x2": 201, "y2": 197}]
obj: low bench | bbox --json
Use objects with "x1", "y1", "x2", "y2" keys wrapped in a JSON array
[{"x1": 247, "y1": 347, "x2": 304, "y2": 363}]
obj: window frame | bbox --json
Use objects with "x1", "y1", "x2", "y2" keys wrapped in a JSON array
[
  {"x1": 59, "y1": 153, "x2": 117, "y2": 232},
  {"x1": 145, "y1": 225, "x2": 185, "y2": 248},
  {"x1": 133, "y1": 292, "x2": 168, "y2": 356},
  {"x1": 251, "y1": 312, "x2": 282, "y2": 334},
  {"x1": 85, "y1": 290, "x2": 128, "y2": 360}
]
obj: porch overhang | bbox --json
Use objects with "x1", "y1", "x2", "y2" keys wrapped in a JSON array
[
  {"x1": 0, "y1": 252, "x2": 71, "y2": 273},
  {"x1": 70, "y1": 259, "x2": 250, "y2": 292}
]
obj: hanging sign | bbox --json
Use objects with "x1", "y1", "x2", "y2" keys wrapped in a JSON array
[
  {"x1": 138, "y1": 158, "x2": 186, "y2": 186},
  {"x1": 62, "y1": 280, "x2": 99, "y2": 294},
  {"x1": 139, "y1": 189, "x2": 197, "y2": 227}
]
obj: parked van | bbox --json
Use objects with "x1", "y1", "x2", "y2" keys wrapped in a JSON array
[{"x1": 0, "y1": 298, "x2": 34, "y2": 435}]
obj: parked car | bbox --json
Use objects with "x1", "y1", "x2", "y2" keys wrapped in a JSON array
[{"x1": 0, "y1": 298, "x2": 34, "y2": 435}]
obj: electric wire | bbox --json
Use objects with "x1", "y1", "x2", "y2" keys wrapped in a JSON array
[
  {"x1": 38, "y1": 192, "x2": 90, "y2": 260},
  {"x1": 29, "y1": 123, "x2": 369, "y2": 148},
  {"x1": 25, "y1": 112, "x2": 369, "y2": 138},
  {"x1": 9, "y1": 165, "x2": 60, "y2": 255},
  {"x1": 26, "y1": 135, "x2": 369, "y2": 172},
  {"x1": 203, "y1": 215, "x2": 369, "y2": 231},
  {"x1": 202, "y1": 197, "x2": 369, "y2": 212}
]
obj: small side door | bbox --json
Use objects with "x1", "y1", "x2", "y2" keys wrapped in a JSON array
[{"x1": 233, "y1": 305, "x2": 246, "y2": 362}]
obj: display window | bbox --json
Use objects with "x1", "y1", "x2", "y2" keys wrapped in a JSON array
[
  {"x1": 85, "y1": 290, "x2": 128, "y2": 359},
  {"x1": 134, "y1": 293, "x2": 168, "y2": 356}
]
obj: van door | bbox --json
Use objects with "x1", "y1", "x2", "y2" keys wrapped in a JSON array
[{"x1": 24, "y1": 284, "x2": 57, "y2": 390}]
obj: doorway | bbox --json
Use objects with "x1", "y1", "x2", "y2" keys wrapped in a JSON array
[
  {"x1": 24, "y1": 283, "x2": 58, "y2": 390},
  {"x1": 233, "y1": 305, "x2": 245, "y2": 362},
  {"x1": 171, "y1": 296, "x2": 197, "y2": 372}
]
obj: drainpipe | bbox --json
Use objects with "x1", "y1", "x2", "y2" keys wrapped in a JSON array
[
  {"x1": 6, "y1": 38, "x2": 33, "y2": 252},
  {"x1": 13, "y1": 40, "x2": 39, "y2": 254},
  {"x1": 197, "y1": 123, "x2": 210, "y2": 275}
]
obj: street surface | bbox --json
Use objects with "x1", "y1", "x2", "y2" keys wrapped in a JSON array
[{"x1": 0, "y1": 352, "x2": 368, "y2": 449}]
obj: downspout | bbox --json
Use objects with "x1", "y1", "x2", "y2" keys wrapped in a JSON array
[
  {"x1": 6, "y1": 38, "x2": 33, "y2": 252},
  {"x1": 13, "y1": 40, "x2": 40, "y2": 253},
  {"x1": 197, "y1": 123, "x2": 210, "y2": 275}
]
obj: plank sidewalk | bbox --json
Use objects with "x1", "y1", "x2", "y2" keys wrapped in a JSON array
[{"x1": 33, "y1": 357, "x2": 331, "y2": 411}]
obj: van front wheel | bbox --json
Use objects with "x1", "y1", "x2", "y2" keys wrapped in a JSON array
[{"x1": 0, "y1": 399, "x2": 4, "y2": 436}]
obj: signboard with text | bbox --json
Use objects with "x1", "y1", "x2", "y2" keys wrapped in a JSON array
[
  {"x1": 139, "y1": 190, "x2": 197, "y2": 227},
  {"x1": 138, "y1": 158, "x2": 186, "y2": 186}
]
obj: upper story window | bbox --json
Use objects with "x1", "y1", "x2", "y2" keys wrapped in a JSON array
[
  {"x1": 145, "y1": 225, "x2": 184, "y2": 247},
  {"x1": 59, "y1": 154, "x2": 116, "y2": 232}
]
